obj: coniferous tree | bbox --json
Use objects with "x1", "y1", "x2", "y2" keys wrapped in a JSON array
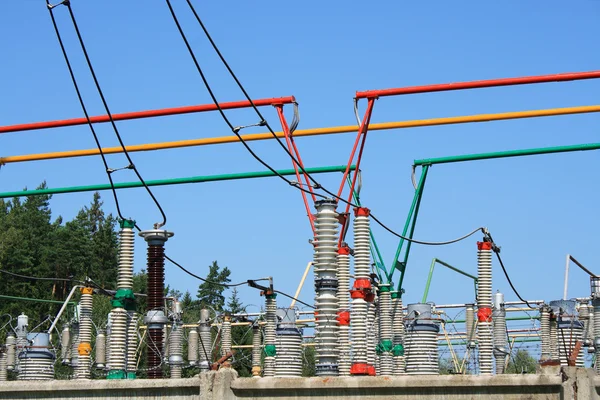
[{"x1": 196, "y1": 261, "x2": 231, "y2": 311}]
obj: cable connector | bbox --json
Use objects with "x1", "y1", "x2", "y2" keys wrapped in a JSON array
[{"x1": 48, "y1": 0, "x2": 69, "y2": 10}]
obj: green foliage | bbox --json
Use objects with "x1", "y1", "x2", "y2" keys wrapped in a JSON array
[
  {"x1": 197, "y1": 261, "x2": 231, "y2": 312},
  {"x1": 506, "y1": 349, "x2": 537, "y2": 374},
  {"x1": 302, "y1": 341, "x2": 316, "y2": 377}
]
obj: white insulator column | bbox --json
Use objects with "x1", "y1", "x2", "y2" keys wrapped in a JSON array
[
  {"x1": 465, "y1": 304, "x2": 476, "y2": 350},
  {"x1": 275, "y1": 308, "x2": 302, "y2": 377},
  {"x1": 492, "y1": 292, "x2": 507, "y2": 374},
  {"x1": 350, "y1": 207, "x2": 375, "y2": 376},
  {"x1": 251, "y1": 325, "x2": 262, "y2": 377},
  {"x1": 368, "y1": 295, "x2": 377, "y2": 371},
  {"x1": 405, "y1": 303, "x2": 439, "y2": 375},
  {"x1": 108, "y1": 308, "x2": 127, "y2": 378},
  {"x1": 169, "y1": 322, "x2": 184, "y2": 378},
  {"x1": 60, "y1": 327, "x2": 71, "y2": 365},
  {"x1": 378, "y1": 286, "x2": 393, "y2": 376},
  {"x1": 476, "y1": 241, "x2": 493, "y2": 375},
  {"x1": 391, "y1": 294, "x2": 405, "y2": 375},
  {"x1": 221, "y1": 316, "x2": 232, "y2": 360},
  {"x1": 126, "y1": 312, "x2": 138, "y2": 378},
  {"x1": 0, "y1": 348, "x2": 7, "y2": 381},
  {"x1": 313, "y1": 199, "x2": 339, "y2": 376},
  {"x1": 74, "y1": 288, "x2": 93, "y2": 379},
  {"x1": 105, "y1": 314, "x2": 112, "y2": 371},
  {"x1": 588, "y1": 305, "x2": 595, "y2": 354},
  {"x1": 558, "y1": 324, "x2": 585, "y2": 367},
  {"x1": 198, "y1": 309, "x2": 212, "y2": 372},
  {"x1": 550, "y1": 314, "x2": 558, "y2": 360},
  {"x1": 263, "y1": 294, "x2": 277, "y2": 377},
  {"x1": 6, "y1": 335, "x2": 15, "y2": 372},
  {"x1": 96, "y1": 331, "x2": 106, "y2": 370},
  {"x1": 579, "y1": 303, "x2": 592, "y2": 347},
  {"x1": 117, "y1": 223, "x2": 135, "y2": 289},
  {"x1": 592, "y1": 277, "x2": 600, "y2": 373},
  {"x1": 188, "y1": 328, "x2": 199, "y2": 367},
  {"x1": 337, "y1": 245, "x2": 351, "y2": 376},
  {"x1": 540, "y1": 306, "x2": 551, "y2": 361}
]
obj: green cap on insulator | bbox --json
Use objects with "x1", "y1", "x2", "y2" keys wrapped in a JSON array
[
  {"x1": 391, "y1": 291, "x2": 399, "y2": 299},
  {"x1": 265, "y1": 293, "x2": 277, "y2": 299},
  {"x1": 127, "y1": 372, "x2": 137, "y2": 379},
  {"x1": 392, "y1": 344, "x2": 405, "y2": 356},
  {"x1": 111, "y1": 288, "x2": 136, "y2": 311},
  {"x1": 107, "y1": 370, "x2": 126, "y2": 379},
  {"x1": 264, "y1": 344, "x2": 277, "y2": 357},
  {"x1": 119, "y1": 219, "x2": 136, "y2": 229},
  {"x1": 379, "y1": 285, "x2": 391, "y2": 293}
]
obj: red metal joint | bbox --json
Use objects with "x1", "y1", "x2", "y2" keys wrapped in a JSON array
[
  {"x1": 338, "y1": 246, "x2": 351, "y2": 255},
  {"x1": 354, "y1": 207, "x2": 370, "y2": 217},
  {"x1": 477, "y1": 307, "x2": 493, "y2": 322},
  {"x1": 337, "y1": 311, "x2": 350, "y2": 325},
  {"x1": 477, "y1": 241, "x2": 493, "y2": 251},
  {"x1": 350, "y1": 363, "x2": 370, "y2": 376}
]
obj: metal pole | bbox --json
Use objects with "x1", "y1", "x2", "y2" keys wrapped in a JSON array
[
  {"x1": 290, "y1": 261, "x2": 313, "y2": 309},
  {"x1": 48, "y1": 285, "x2": 81, "y2": 340}
]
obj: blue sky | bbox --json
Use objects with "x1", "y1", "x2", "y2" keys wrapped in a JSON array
[{"x1": 1, "y1": 1, "x2": 599, "y2": 314}]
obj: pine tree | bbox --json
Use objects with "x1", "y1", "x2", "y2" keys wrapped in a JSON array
[{"x1": 196, "y1": 261, "x2": 231, "y2": 311}]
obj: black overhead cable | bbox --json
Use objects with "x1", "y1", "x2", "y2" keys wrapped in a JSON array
[
  {"x1": 46, "y1": 0, "x2": 167, "y2": 229},
  {"x1": 164, "y1": 0, "x2": 484, "y2": 247}
]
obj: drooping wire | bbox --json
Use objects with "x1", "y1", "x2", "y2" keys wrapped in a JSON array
[
  {"x1": 273, "y1": 290, "x2": 315, "y2": 310},
  {"x1": 166, "y1": 1, "x2": 483, "y2": 247},
  {"x1": 47, "y1": 1, "x2": 167, "y2": 228},
  {"x1": 0, "y1": 268, "x2": 84, "y2": 284},
  {"x1": 163, "y1": 0, "x2": 321, "y2": 200}
]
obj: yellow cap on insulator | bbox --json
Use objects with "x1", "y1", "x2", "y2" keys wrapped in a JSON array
[
  {"x1": 81, "y1": 287, "x2": 93, "y2": 295},
  {"x1": 78, "y1": 342, "x2": 92, "y2": 356}
]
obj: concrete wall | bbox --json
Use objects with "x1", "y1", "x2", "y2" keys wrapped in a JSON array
[{"x1": 0, "y1": 368, "x2": 598, "y2": 400}]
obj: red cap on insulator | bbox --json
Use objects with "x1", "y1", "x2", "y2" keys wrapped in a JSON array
[
  {"x1": 477, "y1": 241, "x2": 493, "y2": 250},
  {"x1": 350, "y1": 363, "x2": 370, "y2": 375},
  {"x1": 367, "y1": 365, "x2": 377, "y2": 376},
  {"x1": 354, "y1": 207, "x2": 370, "y2": 217},
  {"x1": 353, "y1": 278, "x2": 372, "y2": 290},
  {"x1": 477, "y1": 307, "x2": 493, "y2": 322},
  {"x1": 337, "y1": 311, "x2": 350, "y2": 325},
  {"x1": 338, "y1": 246, "x2": 351, "y2": 255}
]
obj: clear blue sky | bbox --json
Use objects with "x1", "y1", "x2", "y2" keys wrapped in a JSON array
[{"x1": 1, "y1": 1, "x2": 599, "y2": 313}]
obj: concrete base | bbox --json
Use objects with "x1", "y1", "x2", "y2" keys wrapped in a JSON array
[{"x1": 0, "y1": 367, "x2": 598, "y2": 400}]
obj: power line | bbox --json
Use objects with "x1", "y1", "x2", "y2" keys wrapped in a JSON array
[
  {"x1": 165, "y1": 254, "x2": 258, "y2": 288},
  {"x1": 47, "y1": 0, "x2": 167, "y2": 229},
  {"x1": 0, "y1": 268, "x2": 83, "y2": 284},
  {"x1": 164, "y1": 1, "x2": 483, "y2": 248}
]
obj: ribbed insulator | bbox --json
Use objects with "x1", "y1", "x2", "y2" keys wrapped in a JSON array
[
  {"x1": 147, "y1": 244, "x2": 165, "y2": 311},
  {"x1": 275, "y1": 330, "x2": 303, "y2": 377},
  {"x1": 588, "y1": 305, "x2": 595, "y2": 353},
  {"x1": 70, "y1": 324, "x2": 80, "y2": 369},
  {"x1": 337, "y1": 250, "x2": 351, "y2": 376},
  {"x1": 351, "y1": 297, "x2": 368, "y2": 365},
  {"x1": 465, "y1": 305, "x2": 476, "y2": 349},
  {"x1": 367, "y1": 298, "x2": 377, "y2": 368},
  {"x1": 221, "y1": 319, "x2": 232, "y2": 357},
  {"x1": 377, "y1": 289, "x2": 392, "y2": 376},
  {"x1": 478, "y1": 321, "x2": 493, "y2": 374},
  {"x1": 337, "y1": 252, "x2": 351, "y2": 312},
  {"x1": 594, "y1": 300, "x2": 600, "y2": 373},
  {"x1": 108, "y1": 308, "x2": 127, "y2": 373},
  {"x1": 126, "y1": 312, "x2": 138, "y2": 374},
  {"x1": 169, "y1": 323, "x2": 183, "y2": 379},
  {"x1": 0, "y1": 350, "x2": 7, "y2": 381},
  {"x1": 579, "y1": 304, "x2": 591, "y2": 346},
  {"x1": 314, "y1": 199, "x2": 339, "y2": 376},
  {"x1": 75, "y1": 292, "x2": 93, "y2": 379},
  {"x1": 188, "y1": 329, "x2": 199, "y2": 366},
  {"x1": 379, "y1": 353, "x2": 393, "y2": 376},
  {"x1": 391, "y1": 296, "x2": 405, "y2": 375},
  {"x1": 199, "y1": 325, "x2": 212, "y2": 370},
  {"x1": 476, "y1": 244, "x2": 492, "y2": 375},
  {"x1": 263, "y1": 296, "x2": 277, "y2": 377},
  {"x1": 540, "y1": 306, "x2": 551, "y2": 361},
  {"x1": 353, "y1": 215, "x2": 371, "y2": 279},
  {"x1": 492, "y1": 309, "x2": 507, "y2": 374},
  {"x1": 17, "y1": 357, "x2": 54, "y2": 380},
  {"x1": 6, "y1": 335, "x2": 15, "y2": 371},
  {"x1": 477, "y1": 246, "x2": 492, "y2": 308},
  {"x1": 251, "y1": 326, "x2": 261, "y2": 377},
  {"x1": 60, "y1": 327, "x2": 71, "y2": 364},
  {"x1": 405, "y1": 328, "x2": 439, "y2": 375},
  {"x1": 163, "y1": 325, "x2": 169, "y2": 359},
  {"x1": 550, "y1": 317, "x2": 558, "y2": 360},
  {"x1": 96, "y1": 331, "x2": 106, "y2": 368},
  {"x1": 558, "y1": 326, "x2": 585, "y2": 367},
  {"x1": 117, "y1": 226, "x2": 135, "y2": 290}
]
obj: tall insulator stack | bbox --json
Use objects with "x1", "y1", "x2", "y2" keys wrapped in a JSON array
[
  {"x1": 350, "y1": 207, "x2": 375, "y2": 376},
  {"x1": 275, "y1": 308, "x2": 302, "y2": 377},
  {"x1": 169, "y1": 301, "x2": 184, "y2": 378},
  {"x1": 221, "y1": 315, "x2": 232, "y2": 367},
  {"x1": 391, "y1": 292, "x2": 405, "y2": 375},
  {"x1": 313, "y1": 199, "x2": 340, "y2": 376},
  {"x1": 579, "y1": 302, "x2": 592, "y2": 348},
  {"x1": 74, "y1": 287, "x2": 93, "y2": 379},
  {"x1": 0, "y1": 347, "x2": 7, "y2": 381},
  {"x1": 140, "y1": 228, "x2": 174, "y2": 379},
  {"x1": 263, "y1": 293, "x2": 277, "y2": 377},
  {"x1": 404, "y1": 303, "x2": 439, "y2": 375},
  {"x1": 6, "y1": 334, "x2": 15, "y2": 373},
  {"x1": 60, "y1": 327, "x2": 71, "y2": 366},
  {"x1": 587, "y1": 305, "x2": 595, "y2": 354},
  {"x1": 188, "y1": 328, "x2": 199, "y2": 368},
  {"x1": 476, "y1": 241, "x2": 493, "y2": 375},
  {"x1": 251, "y1": 324, "x2": 262, "y2": 377},
  {"x1": 198, "y1": 309, "x2": 211, "y2": 372},
  {"x1": 368, "y1": 293, "x2": 378, "y2": 372},
  {"x1": 377, "y1": 285, "x2": 393, "y2": 376},
  {"x1": 540, "y1": 305, "x2": 551, "y2": 361},
  {"x1": 95, "y1": 330, "x2": 106, "y2": 370},
  {"x1": 70, "y1": 323, "x2": 80, "y2": 372},
  {"x1": 465, "y1": 304, "x2": 477, "y2": 350},
  {"x1": 336, "y1": 245, "x2": 351, "y2": 376},
  {"x1": 550, "y1": 312, "x2": 558, "y2": 360},
  {"x1": 591, "y1": 276, "x2": 600, "y2": 373},
  {"x1": 15, "y1": 314, "x2": 29, "y2": 372},
  {"x1": 492, "y1": 291, "x2": 507, "y2": 374}
]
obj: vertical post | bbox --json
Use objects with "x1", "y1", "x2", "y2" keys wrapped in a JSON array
[{"x1": 476, "y1": 240, "x2": 493, "y2": 375}]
